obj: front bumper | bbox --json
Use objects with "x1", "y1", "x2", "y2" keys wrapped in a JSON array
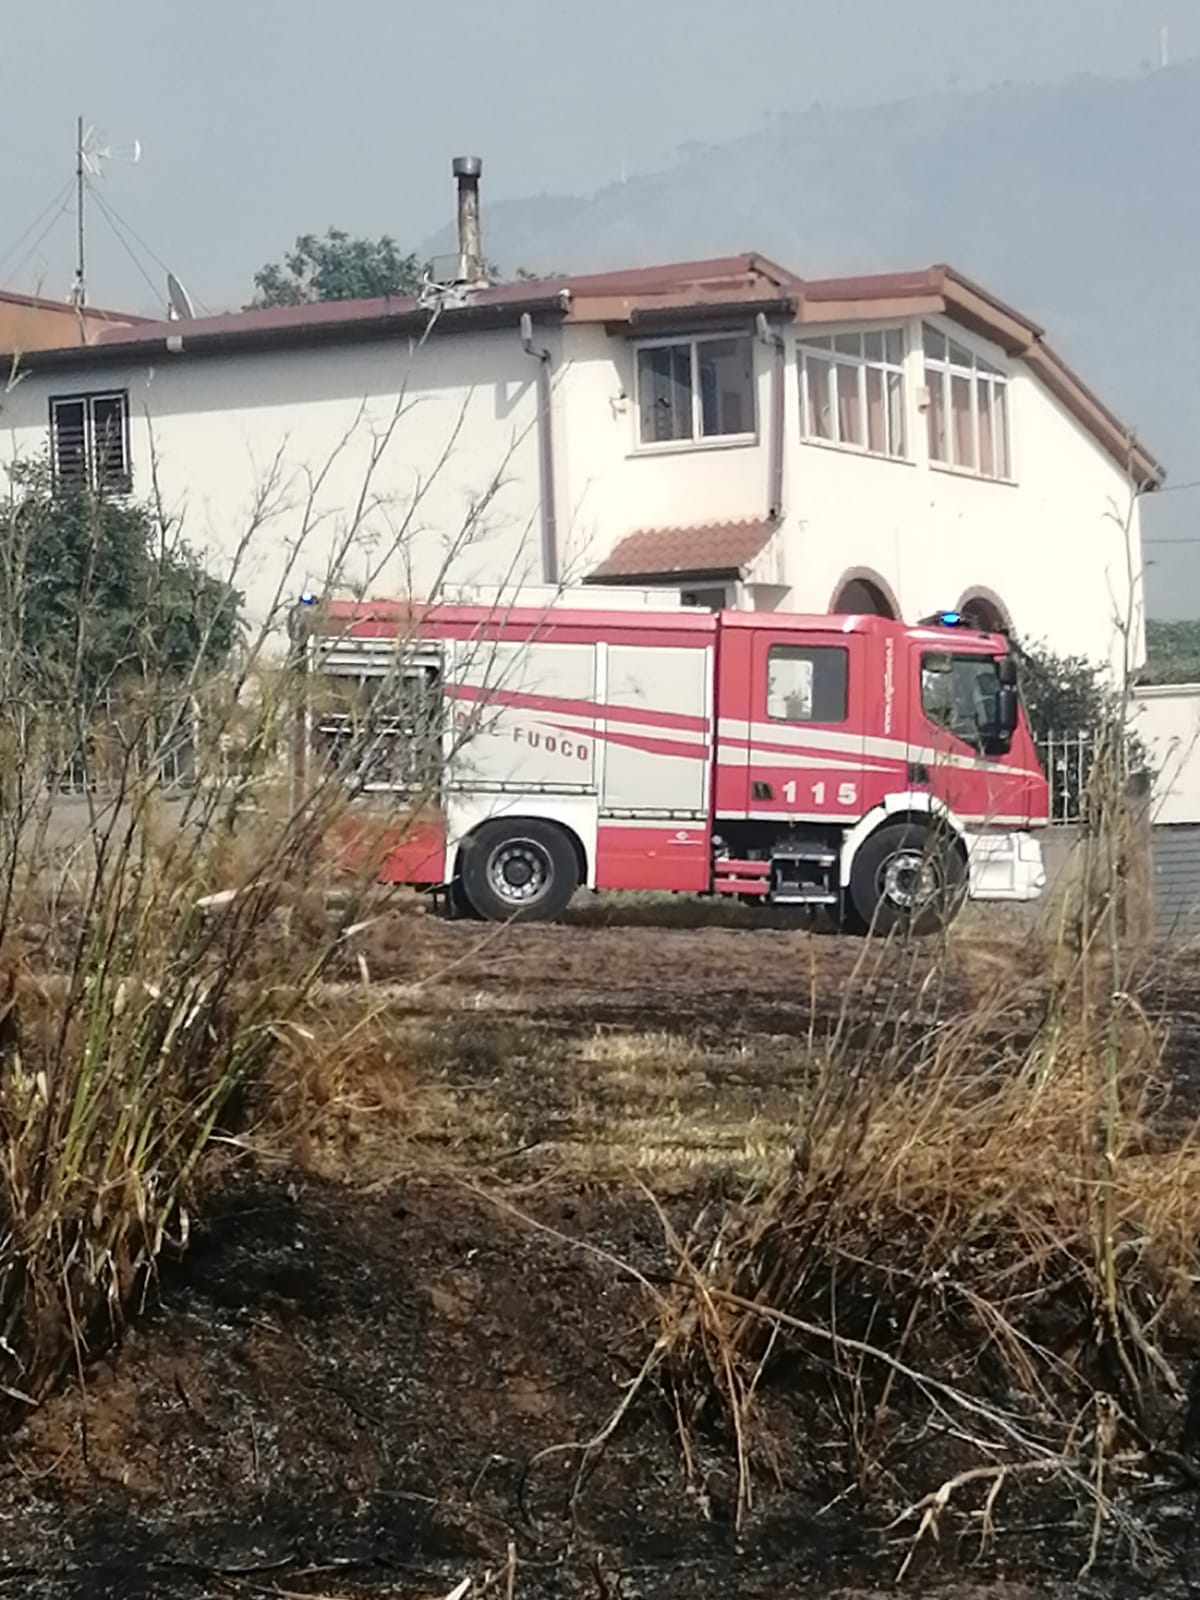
[{"x1": 964, "y1": 830, "x2": 1046, "y2": 903}]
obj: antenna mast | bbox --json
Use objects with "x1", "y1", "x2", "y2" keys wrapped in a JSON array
[{"x1": 71, "y1": 114, "x2": 86, "y2": 310}]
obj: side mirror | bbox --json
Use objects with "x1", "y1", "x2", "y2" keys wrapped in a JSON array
[
  {"x1": 997, "y1": 654, "x2": 1018, "y2": 688},
  {"x1": 998, "y1": 685, "x2": 1018, "y2": 736}
]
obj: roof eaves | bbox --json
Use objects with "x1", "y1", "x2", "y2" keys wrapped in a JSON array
[
  {"x1": 0, "y1": 287, "x2": 150, "y2": 324},
  {"x1": 13, "y1": 293, "x2": 570, "y2": 371},
  {"x1": 1023, "y1": 340, "x2": 1164, "y2": 489},
  {"x1": 604, "y1": 295, "x2": 796, "y2": 334},
  {"x1": 745, "y1": 253, "x2": 805, "y2": 292},
  {"x1": 586, "y1": 565, "x2": 744, "y2": 586},
  {"x1": 936, "y1": 270, "x2": 1042, "y2": 356}
]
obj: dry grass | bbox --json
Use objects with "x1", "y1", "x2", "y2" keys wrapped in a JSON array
[{"x1": 627, "y1": 949, "x2": 1200, "y2": 1574}]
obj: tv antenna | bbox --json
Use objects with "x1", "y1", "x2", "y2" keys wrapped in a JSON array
[
  {"x1": 166, "y1": 271, "x2": 195, "y2": 321},
  {"x1": 71, "y1": 116, "x2": 141, "y2": 310}
]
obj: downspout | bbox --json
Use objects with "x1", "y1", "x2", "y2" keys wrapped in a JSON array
[
  {"x1": 520, "y1": 311, "x2": 559, "y2": 585},
  {"x1": 756, "y1": 312, "x2": 786, "y2": 523}
]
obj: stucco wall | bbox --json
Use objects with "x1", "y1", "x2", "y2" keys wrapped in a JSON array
[
  {"x1": 1132, "y1": 684, "x2": 1200, "y2": 826},
  {"x1": 557, "y1": 312, "x2": 1143, "y2": 674},
  {"x1": 0, "y1": 308, "x2": 1144, "y2": 674},
  {"x1": 0, "y1": 328, "x2": 552, "y2": 625}
]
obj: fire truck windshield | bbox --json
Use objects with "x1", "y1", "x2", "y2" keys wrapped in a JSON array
[{"x1": 921, "y1": 651, "x2": 1010, "y2": 754}]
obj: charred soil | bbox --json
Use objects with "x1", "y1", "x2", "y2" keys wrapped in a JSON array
[{"x1": 4, "y1": 911, "x2": 1200, "y2": 1598}]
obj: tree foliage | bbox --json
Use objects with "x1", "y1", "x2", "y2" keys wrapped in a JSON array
[
  {"x1": 249, "y1": 229, "x2": 422, "y2": 308},
  {"x1": 1014, "y1": 638, "x2": 1123, "y2": 745},
  {"x1": 1141, "y1": 618, "x2": 1200, "y2": 686},
  {"x1": 1015, "y1": 637, "x2": 1150, "y2": 819},
  {"x1": 0, "y1": 461, "x2": 241, "y2": 694},
  {"x1": 248, "y1": 229, "x2": 544, "y2": 307}
]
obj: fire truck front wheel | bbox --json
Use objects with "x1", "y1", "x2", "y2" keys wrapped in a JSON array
[
  {"x1": 459, "y1": 820, "x2": 580, "y2": 923},
  {"x1": 847, "y1": 821, "x2": 967, "y2": 936}
]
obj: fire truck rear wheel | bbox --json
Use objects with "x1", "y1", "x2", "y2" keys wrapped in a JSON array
[
  {"x1": 847, "y1": 821, "x2": 966, "y2": 936},
  {"x1": 460, "y1": 820, "x2": 580, "y2": 923}
]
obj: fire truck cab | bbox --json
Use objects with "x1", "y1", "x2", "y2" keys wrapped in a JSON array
[{"x1": 295, "y1": 590, "x2": 1049, "y2": 934}]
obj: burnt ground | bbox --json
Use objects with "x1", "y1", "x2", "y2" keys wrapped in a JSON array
[{"x1": 4, "y1": 903, "x2": 1200, "y2": 1598}]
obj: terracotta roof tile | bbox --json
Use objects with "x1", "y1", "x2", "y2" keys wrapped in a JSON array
[{"x1": 589, "y1": 519, "x2": 775, "y2": 583}]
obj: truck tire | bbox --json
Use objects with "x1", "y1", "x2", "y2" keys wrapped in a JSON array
[
  {"x1": 458, "y1": 820, "x2": 580, "y2": 923},
  {"x1": 447, "y1": 877, "x2": 482, "y2": 920},
  {"x1": 847, "y1": 821, "x2": 966, "y2": 936}
]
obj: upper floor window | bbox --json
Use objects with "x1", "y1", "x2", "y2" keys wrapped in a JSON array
[
  {"x1": 635, "y1": 335, "x2": 755, "y2": 447},
  {"x1": 50, "y1": 390, "x2": 131, "y2": 493},
  {"x1": 923, "y1": 327, "x2": 1010, "y2": 479},
  {"x1": 799, "y1": 329, "x2": 907, "y2": 459}
]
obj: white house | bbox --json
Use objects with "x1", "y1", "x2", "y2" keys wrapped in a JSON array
[{"x1": 0, "y1": 204, "x2": 1161, "y2": 674}]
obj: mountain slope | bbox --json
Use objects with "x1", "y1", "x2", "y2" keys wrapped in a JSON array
[{"x1": 422, "y1": 63, "x2": 1200, "y2": 615}]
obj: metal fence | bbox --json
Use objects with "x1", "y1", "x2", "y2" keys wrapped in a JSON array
[
  {"x1": 45, "y1": 693, "x2": 198, "y2": 798},
  {"x1": 1036, "y1": 730, "x2": 1101, "y2": 825}
]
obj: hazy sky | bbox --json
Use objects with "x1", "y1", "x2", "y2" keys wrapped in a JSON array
[{"x1": 3, "y1": 0, "x2": 1199, "y2": 313}]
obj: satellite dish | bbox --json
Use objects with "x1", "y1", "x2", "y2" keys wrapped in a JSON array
[{"x1": 166, "y1": 272, "x2": 195, "y2": 321}]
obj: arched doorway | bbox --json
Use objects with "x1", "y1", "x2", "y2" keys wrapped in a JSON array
[
  {"x1": 958, "y1": 589, "x2": 1012, "y2": 635},
  {"x1": 829, "y1": 569, "x2": 900, "y2": 619}
]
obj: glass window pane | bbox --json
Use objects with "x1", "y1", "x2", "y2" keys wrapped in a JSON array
[
  {"x1": 698, "y1": 336, "x2": 753, "y2": 437},
  {"x1": 948, "y1": 338, "x2": 973, "y2": 371},
  {"x1": 951, "y1": 373, "x2": 974, "y2": 468},
  {"x1": 638, "y1": 344, "x2": 693, "y2": 444},
  {"x1": 977, "y1": 378, "x2": 995, "y2": 477},
  {"x1": 836, "y1": 365, "x2": 863, "y2": 447},
  {"x1": 924, "y1": 324, "x2": 946, "y2": 362},
  {"x1": 804, "y1": 354, "x2": 833, "y2": 439},
  {"x1": 866, "y1": 366, "x2": 886, "y2": 454},
  {"x1": 926, "y1": 366, "x2": 947, "y2": 461},
  {"x1": 993, "y1": 383, "x2": 1010, "y2": 477},
  {"x1": 834, "y1": 332, "x2": 861, "y2": 358},
  {"x1": 887, "y1": 370, "x2": 906, "y2": 458},
  {"x1": 91, "y1": 395, "x2": 128, "y2": 489},
  {"x1": 51, "y1": 399, "x2": 87, "y2": 487},
  {"x1": 767, "y1": 645, "x2": 848, "y2": 723},
  {"x1": 885, "y1": 328, "x2": 906, "y2": 365},
  {"x1": 801, "y1": 335, "x2": 833, "y2": 354},
  {"x1": 863, "y1": 330, "x2": 884, "y2": 363},
  {"x1": 922, "y1": 654, "x2": 1002, "y2": 746}
]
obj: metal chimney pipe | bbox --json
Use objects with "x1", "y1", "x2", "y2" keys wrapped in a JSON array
[{"x1": 452, "y1": 156, "x2": 484, "y2": 281}]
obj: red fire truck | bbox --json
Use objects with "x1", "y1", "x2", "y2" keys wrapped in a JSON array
[{"x1": 293, "y1": 589, "x2": 1049, "y2": 934}]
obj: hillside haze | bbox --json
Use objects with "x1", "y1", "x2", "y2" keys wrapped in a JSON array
[{"x1": 422, "y1": 62, "x2": 1200, "y2": 619}]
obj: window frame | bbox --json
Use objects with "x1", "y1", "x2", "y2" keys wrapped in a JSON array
[
  {"x1": 680, "y1": 585, "x2": 732, "y2": 610},
  {"x1": 919, "y1": 649, "x2": 1005, "y2": 751},
  {"x1": 797, "y1": 326, "x2": 909, "y2": 461},
  {"x1": 49, "y1": 389, "x2": 132, "y2": 493},
  {"x1": 632, "y1": 332, "x2": 757, "y2": 452},
  {"x1": 765, "y1": 643, "x2": 850, "y2": 726},
  {"x1": 310, "y1": 662, "x2": 444, "y2": 795},
  {"x1": 922, "y1": 325, "x2": 1012, "y2": 482}
]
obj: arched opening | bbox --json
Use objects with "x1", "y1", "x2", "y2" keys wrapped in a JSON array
[
  {"x1": 958, "y1": 589, "x2": 1012, "y2": 635},
  {"x1": 829, "y1": 569, "x2": 900, "y2": 619}
]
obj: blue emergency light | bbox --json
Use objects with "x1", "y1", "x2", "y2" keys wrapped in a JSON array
[{"x1": 920, "y1": 609, "x2": 967, "y2": 628}]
